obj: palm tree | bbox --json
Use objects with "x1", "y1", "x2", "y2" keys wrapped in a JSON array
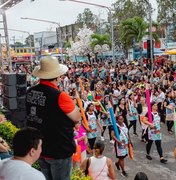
[
  {"x1": 120, "y1": 16, "x2": 148, "y2": 62},
  {"x1": 120, "y1": 16, "x2": 161, "y2": 64},
  {"x1": 91, "y1": 34, "x2": 111, "y2": 61}
]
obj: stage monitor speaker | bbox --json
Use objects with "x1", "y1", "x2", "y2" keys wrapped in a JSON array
[
  {"x1": 3, "y1": 96, "x2": 17, "y2": 110},
  {"x1": 1, "y1": 73, "x2": 16, "y2": 85},
  {"x1": 2, "y1": 85, "x2": 17, "y2": 97},
  {"x1": 17, "y1": 96, "x2": 26, "y2": 110},
  {"x1": 16, "y1": 73, "x2": 27, "y2": 85},
  {"x1": 16, "y1": 85, "x2": 27, "y2": 97}
]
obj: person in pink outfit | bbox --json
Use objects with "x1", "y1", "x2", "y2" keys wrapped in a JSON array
[{"x1": 73, "y1": 122, "x2": 87, "y2": 167}]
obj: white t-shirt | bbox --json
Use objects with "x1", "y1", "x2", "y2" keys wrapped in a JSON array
[
  {"x1": 63, "y1": 76, "x2": 69, "y2": 92},
  {"x1": 157, "y1": 92, "x2": 165, "y2": 103},
  {"x1": 112, "y1": 89, "x2": 120, "y2": 105},
  {"x1": 0, "y1": 159, "x2": 46, "y2": 180}
]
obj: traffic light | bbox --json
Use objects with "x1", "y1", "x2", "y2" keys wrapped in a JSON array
[
  {"x1": 1, "y1": 73, "x2": 27, "y2": 110},
  {"x1": 147, "y1": 39, "x2": 154, "y2": 59}
]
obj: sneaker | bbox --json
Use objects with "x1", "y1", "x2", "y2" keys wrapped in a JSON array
[
  {"x1": 168, "y1": 131, "x2": 173, "y2": 135},
  {"x1": 110, "y1": 140, "x2": 114, "y2": 144},
  {"x1": 160, "y1": 159, "x2": 167, "y2": 164},
  {"x1": 146, "y1": 154, "x2": 152, "y2": 160},
  {"x1": 101, "y1": 136, "x2": 105, "y2": 141},
  {"x1": 121, "y1": 171, "x2": 128, "y2": 177},
  {"x1": 115, "y1": 162, "x2": 120, "y2": 171},
  {"x1": 133, "y1": 132, "x2": 138, "y2": 136}
]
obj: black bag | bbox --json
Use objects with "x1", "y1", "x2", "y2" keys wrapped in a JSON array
[{"x1": 84, "y1": 158, "x2": 90, "y2": 176}]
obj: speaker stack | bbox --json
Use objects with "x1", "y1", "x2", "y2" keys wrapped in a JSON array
[{"x1": 1, "y1": 73, "x2": 27, "y2": 110}]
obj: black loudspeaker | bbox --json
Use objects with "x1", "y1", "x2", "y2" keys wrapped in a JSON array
[
  {"x1": 16, "y1": 73, "x2": 27, "y2": 85},
  {"x1": 147, "y1": 40, "x2": 154, "y2": 59},
  {"x1": 1, "y1": 73, "x2": 16, "y2": 85},
  {"x1": 2, "y1": 96, "x2": 17, "y2": 110},
  {"x1": 17, "y1": 85, "x2": 27, "y2": 97},
  {"x1": 1, "y1": 73, "x2": 27, "y2": 110},
  {"x1": 17, "y1": 96, "x2": 26, "y2": 109},
  {"x1": 2, "y1": 85, "x2": 17, "y2": 97}
]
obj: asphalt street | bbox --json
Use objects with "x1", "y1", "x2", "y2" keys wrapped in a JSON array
[{"x1": 100, "y1": 120, "x2": 176, "y2": 180}]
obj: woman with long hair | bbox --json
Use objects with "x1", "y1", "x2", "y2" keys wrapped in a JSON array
[
  {"x1": 143, "y1": 102, "x2": 167, "y2": 164},
  {"x1": 127, "y1": 93, "x2": 138, "y2": 136},
  {"x1": 111, "y1": 115, "x2": 129, "y2": 177},
  {"x1": 85, "y1": 103, "x2": 103, "y2": 151},
  {"x1": 115, "y1": 98, "x2": 128, "y2": 128},
  {"x1": 100, "y1": 95, "x2": 113, "y2": 144},
  {"x1": 164, "y1": 90, "x2": 175, "y2": 134},
  {"x1": 137, "y1": 96, "x2": 148, "y2": 142}
]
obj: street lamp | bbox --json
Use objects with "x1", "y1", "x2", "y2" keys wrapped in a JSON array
[
  {"x1": 59, "y1": 0, "x2": 115, "y2": 65},
  {"x1": 21, "y1": 17, "x2": 64, "y2": 62},
  {"x1": 8, "y1": 29, "x2": 33, "y2": 67},
  {"x1": 144, "y1": 0, "x2": 154, "y2": 85}
]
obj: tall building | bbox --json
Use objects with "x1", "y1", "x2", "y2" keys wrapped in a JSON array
[{"x1": 34, "y1": 23, "x2": 83, "y2": 51}]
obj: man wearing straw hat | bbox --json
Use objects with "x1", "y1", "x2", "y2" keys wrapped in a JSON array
[{"x1": 26, "y1": 56, "x2": 81, "y2": 180}]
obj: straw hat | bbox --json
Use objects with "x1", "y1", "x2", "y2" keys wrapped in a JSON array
[{"x1": 33, "y1": 56, "x2": 68, "y2": 79}]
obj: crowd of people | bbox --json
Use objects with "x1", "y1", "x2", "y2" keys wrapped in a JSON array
[{"x1": 0, "y1": 54, "x2": 176, "y2": 180}]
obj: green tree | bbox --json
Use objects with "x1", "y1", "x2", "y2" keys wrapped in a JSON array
[
  {"x1": 25, "y1": 35, "x2": 34, "y2": 47},
  {"x1": 91, "y1": 34, "x2": 111, "y2": 49},
  {"x1": 14, "y1": 41, "x2": 24, "y2": 47},
  {"x1": 120, "y1": 16, "x2": 160, "y2": 62},
  {"x1": 157, "y1": 0, "x2": 176, "y2": 25},
  {"x1": 112, "y1": 0, "x2": 148, "y2": 24},
  {"x1": 75, "y1": 8, "x2": 97, "y2": 30},
  {"x1": 157, "y1": 0, "x2": 176, "y2": 41},
  {"x1": 91, "y1": 33, "x2": 111, "y2": 60},
  {"x1": 111, "y1": 0, "x2": 148, "y2": 49},
  {"x1": 120, "y1": 16, "x2": 148, "y2": 56}
]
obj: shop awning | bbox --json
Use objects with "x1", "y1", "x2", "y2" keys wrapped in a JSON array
[{"x1": 164, "y1": 49, "x2": 176, "y2": 55}]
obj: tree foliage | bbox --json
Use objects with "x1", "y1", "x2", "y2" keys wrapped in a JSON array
[
  {"x1": 110, "y1": 0, "x2": 149, "y2": 49},
  {"x1": 25, "y1": 35, "x2": 34, "y2": 47},
  {"x1": 156, "y1": 0, "x2": 176, "y2": 25},
  {"x1": 112, "y1": 0, "x2": 148, "y2": 24},
  {"x1": 119, "y1": 16, "x2": 148, "y2": 49},
  {"x1": 91, "y1": 34, "x2": 111, "y2": 50},
  {"x1": 14, "y1": 41, "x2": 24, "y2": 47},
  {"x1": 75, "y1": 8, "x2": 97, "y2": 30}
]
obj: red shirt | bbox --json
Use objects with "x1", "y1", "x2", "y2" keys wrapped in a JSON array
[{"x1": 40, "y1": 80, "x2": 75, "y2": 113}]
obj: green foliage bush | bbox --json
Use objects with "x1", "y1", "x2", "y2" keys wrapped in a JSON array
[
  {"x1": 0, "y1": 120, "x2": 19, "y2": 146},
  {"x1": 71, "y1": 168, "x2": 92, "y2": 180}
]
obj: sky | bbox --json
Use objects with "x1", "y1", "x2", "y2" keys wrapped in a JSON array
[{"x1": 4, "y1": 0, "x2": 157, "y2": 43}]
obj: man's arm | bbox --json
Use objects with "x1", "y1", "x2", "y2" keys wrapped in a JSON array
[
  {"x1": 58, "y1": 91, "x2": 81, "y2": 124},
  {"x1": 66, "y1": 107, "x2": 81, "y2": 124}
]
